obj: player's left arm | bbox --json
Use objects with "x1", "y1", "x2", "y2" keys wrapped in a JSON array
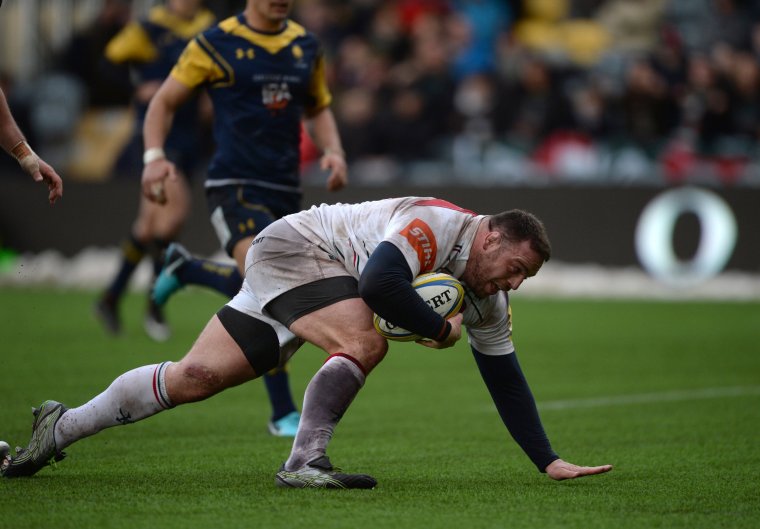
[
  {"x1": 305, "y1": 107, "x2": 347, "y2": 192},
  {"x1": 472, "y1": 348, "x2": 613, "y2": 480},
  {"x1": 141, "y1": 77, "x2": 194, "y2": 203},
  {"x1": 304, "y1": 50, "x2": 346, "y2": 192},
  {"x1": 0, "y1": 88, "x2": 63, "y2": 205},
  {"x1": 359, "y1": 241, "x2": 457, "y2": 345}
]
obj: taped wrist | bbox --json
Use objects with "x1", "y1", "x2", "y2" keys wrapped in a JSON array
[{"x1": 11, "y1": 140, "x2": 40, "y2": 174}]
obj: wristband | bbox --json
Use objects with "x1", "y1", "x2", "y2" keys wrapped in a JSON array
[{"x1": 143, "y1": 147, "x2": 166, "y2": 165}]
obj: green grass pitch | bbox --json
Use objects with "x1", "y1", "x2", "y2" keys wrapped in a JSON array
[{"x1": 0, "y1": 288, "x2": 758, "y2": 529}]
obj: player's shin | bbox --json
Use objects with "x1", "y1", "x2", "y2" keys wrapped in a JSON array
[
  {"x1": 284, "y1": 354, "x2": 365, "y2": 470},
  {"x1": 54, "y1": 362, "x2": 174, "y2": 449}
]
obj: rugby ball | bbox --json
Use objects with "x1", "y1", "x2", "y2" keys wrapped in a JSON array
[{"x1": 373, "y1": 272, "x2": 464, "y2": 342}]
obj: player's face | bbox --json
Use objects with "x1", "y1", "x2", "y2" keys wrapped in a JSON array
[
  {"x1": 169, "y1": 0, "x2": 203, "y2": 18},
  {"x1": 462, "y1": 238, "x2": 543, "y2": 298},
  {"x1": 250, "y1": 0, "x2": 293, "y2": 25}
]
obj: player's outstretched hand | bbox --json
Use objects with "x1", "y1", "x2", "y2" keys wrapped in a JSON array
[
  {"x1": 36, "y1": 158, "x2": 63, "y2": 205},
  {"x1": 545, "y1": 458, "x2": 613, "y2": 480},
  {"x1": 416, "y1": 313, "x2": 463, "y2": 349},
  {"x1": 141, "y1": 158, "x2": 177, "y2": 204}
]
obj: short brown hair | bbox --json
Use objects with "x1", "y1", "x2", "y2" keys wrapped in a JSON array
[{"x1": 489, "y1": 209, "x2": 551, "y2": 262}]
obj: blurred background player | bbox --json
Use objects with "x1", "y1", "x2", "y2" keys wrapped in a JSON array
[
  {"x1": 0, "y1": 86, "x2": 63, "y2": 205},
  {"x1": 141, "y1": 0, "x2": 348, "y2": 436},
  {"x1": 94, "y1": 0, "x2": 215, "y2": 342}
]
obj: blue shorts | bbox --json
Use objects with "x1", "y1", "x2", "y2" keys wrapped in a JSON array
[{"x1": 205, "y1": 184, "x2": 301, "y2": 257}]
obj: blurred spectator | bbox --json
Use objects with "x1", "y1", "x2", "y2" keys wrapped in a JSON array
[
  {"x1": 682, "y1": 53, "x2": 735, "y2": 155},
  {"x1": 335, "y1": 87, "x2": 378, "y2": 162},
  {"x1": 663, "y1": 0, "x2": 753, "y2": 53},
  {"x1": 650, "y1": 26, "x2": 689, "y2": 97},
  {"x1": 57, "y1": 0, "x2": 132, "y2": 107},
  {"x1": 493, "y1": 56, "x2": 575, "y2": 151},
  {"x1": 614, "y1": 58, "x2": 679, "y2": 154},
  {"x1": 568, "y1": 78, "x2": 615, "y2": 142},
  {"x1": 729, "y1": 51, "x2": 760, "y2": 146},
  {"x1": 448, "y1": 0, "x2": 514, "y2": 79},
  {"x1": 375, "y1": 87, "x2": 437, "y2": 161},
  {"x1": 595, "y1": 0, "x2": 668, "y2": 56},
  {"x1": 366, "y1": 2, "x2": 409, "y2": 62}
]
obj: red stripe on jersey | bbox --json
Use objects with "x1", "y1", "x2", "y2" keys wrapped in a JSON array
[
  {"x1": 400, "y1": 218, "x2": 437, "y2": 272},
  {"x1": 413, "y1": 199, "x2": 476, "y2": 216}
]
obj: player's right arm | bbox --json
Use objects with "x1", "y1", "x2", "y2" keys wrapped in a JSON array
[
  {"x1": 141, "y1": 77, "x2": 194, "y2": 203},
  {"x1": 141, "y1": 32, "x2": 221, "y2": 204}
]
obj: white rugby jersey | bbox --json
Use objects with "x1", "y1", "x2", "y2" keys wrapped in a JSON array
[{"x1": 283, "y1": 197, "x2": 516, "y2": 356}]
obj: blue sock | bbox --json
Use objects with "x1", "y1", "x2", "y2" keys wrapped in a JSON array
[
  {"x1": 151, "y1": 238, "x2": 171, "y2": 278},
  {"x1": 264, "y1": 367, "x2": 298, "y2": 421},
  {"x1": 176, "y1": 258, "x2": 243, "y2": 298},
  {"x1": 106, "y1": 235, "x2": 146, "y2": 300}
]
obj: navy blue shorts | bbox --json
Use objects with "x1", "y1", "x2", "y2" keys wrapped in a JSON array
[{"x1": 205, "y1": 185, "x2": 301, "y2": 257}]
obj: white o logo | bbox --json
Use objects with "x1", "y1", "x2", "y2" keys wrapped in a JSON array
[{"x1": 635, "y1": 188, "x2": 737, "y2": 287}]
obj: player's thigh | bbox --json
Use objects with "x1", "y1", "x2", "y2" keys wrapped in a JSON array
[
  {"x1": 132, "y1": 178, "x2": 189, "y2": 239},
  {"x1": 232, "y1": 235, "x2": 255, "y2": 273},
  {"x1": 166, "y1": 315, "x2": 257, "y2": 403},
  {"x1": 251, "y1": 227, "x2": 388, "y2": 371},
  {"x1": 288, "y1": 297, "x2": 387, "y2": 372},
  {"x1": 132, "y1": 195, "x2": 161, "y2": 241},
  {"x1": 156, "y1": 174, "x2": 191, "y2": 231}
]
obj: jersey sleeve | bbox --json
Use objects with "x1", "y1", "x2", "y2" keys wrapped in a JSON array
[
  {"x1": 104, "y1": 21, "x2": 157, "y2": 64},
  {"x1": 305, "y1": 51, "x2": 332, "y2": 116},
  {"x1": 471, "y1": 348, "x2": 559, "y2": 471},
  {"x1": 383, "y1": 214, "x2": 446, "y2": 276},
  {"x1": 463, "y1": 291, "x2": 515, "y2": 356},
  {"x1": 169, "y1": 37, "x2": 226, "y2": 89}
]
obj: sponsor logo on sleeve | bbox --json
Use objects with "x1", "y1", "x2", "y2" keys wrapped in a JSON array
[{"x1": 400, "y1": 219, "x2": 437, "y2": 272}]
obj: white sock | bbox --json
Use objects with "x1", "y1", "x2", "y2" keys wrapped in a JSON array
[
  {"x1": 285, "y1": 354, "x2": 365, "y2": 470},
  {"x1": 55, "y1": 362, "x2": 173, "y2": 449}
]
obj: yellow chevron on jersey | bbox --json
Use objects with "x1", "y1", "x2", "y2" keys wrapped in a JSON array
[
  {"x1": 217, "y1": 16, "x2": 307, "y2": 55},
  {"x1": 105, "y1": 7, "x2": 215, "y2": 65},
  {"x1": 148, "y1": 6, "x2": 215, "y2": 40},
  {"x1": 170, "y1": 18, "x2": 330, "y2": 108},
  {"x1": 171, "y1": 37, "x2": 231, "y2": 88},
  {"x1": 105, "y1": 22, "x2": 157, "y2": 63}
]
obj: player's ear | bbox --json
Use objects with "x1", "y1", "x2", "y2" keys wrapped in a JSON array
[{"x1": 484, "y1": 231, "x2": 501, "y2": 249}]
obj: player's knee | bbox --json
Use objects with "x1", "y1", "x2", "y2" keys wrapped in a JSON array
[{"x1": 345, "y1": 331, "x2": 388, "y2": 373}]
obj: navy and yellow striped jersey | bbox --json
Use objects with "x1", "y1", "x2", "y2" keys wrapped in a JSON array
[
  {"x1": 105, "y1": 6, "x2": 215, "y2": 126},
  {"x1": 170, "y1": 14, "x2": 332, "y2": 192}
]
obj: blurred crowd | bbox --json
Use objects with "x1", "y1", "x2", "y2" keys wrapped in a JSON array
[
  {"x1": 300, "y1": 0, "x2": 760, "y2": 185},
  {"x1": 6, "y1": 0, "x2": 760, "y2": 186}
]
